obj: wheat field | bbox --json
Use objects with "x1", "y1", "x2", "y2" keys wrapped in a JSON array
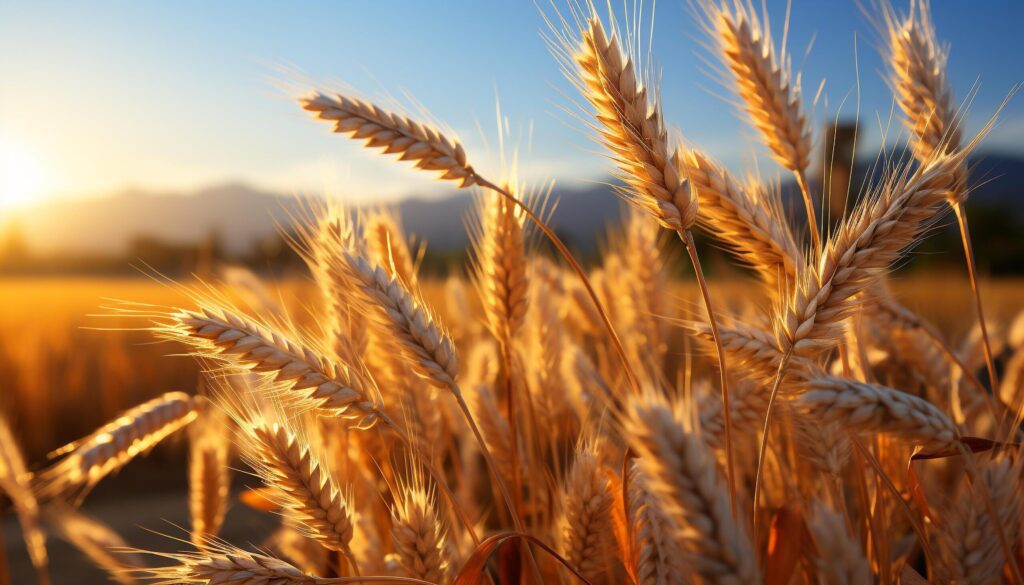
[{"x1": 3, "y1": 1, "x2": 1024, "y2": 584}]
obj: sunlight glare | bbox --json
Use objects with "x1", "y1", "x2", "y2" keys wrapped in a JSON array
[{"x1": 0, "y1": 138, "x2": 47, "y2": 210}]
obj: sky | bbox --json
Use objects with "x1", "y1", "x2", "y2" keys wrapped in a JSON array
[{"x1": 1, "y1": 0, "x2": 1022, "y2": 209}]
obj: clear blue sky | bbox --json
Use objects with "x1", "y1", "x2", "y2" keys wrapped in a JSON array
[{"x1": 1, "y1": 0, "x2": 1021, "y2": 206}]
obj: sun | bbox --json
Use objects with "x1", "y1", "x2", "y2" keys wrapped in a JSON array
[{"x1": 0, "y1": 138, "x2": 47, "y2": 210}]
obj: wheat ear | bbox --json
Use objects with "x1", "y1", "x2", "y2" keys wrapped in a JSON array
[
  {"x1": 937, "y1": 455, "x2": 1023, "y2": 585},
  {"x1": 807, "y1": 501, "x2": 872, "y2": 585},
  {"x1": 702, "y1": 0, "x2": 819, "y2": 255},
  {"x1": 779, "y1": 151, "x2": 965, "y2": 356},
  {"x1": 390, "y1": 480, "x2": 452, "y2": 584},
  {"x1": 43, "y1": 502, "x2": 146, "y2": 585},
  {"x1": 884, "y1": 0, "x2": 999, "y2": 393},
  {"x1": 161, "y1": 304, "x2": 381, "y2": 427},
  {"x1": 627, "y1": 464, "x2": 686, "y2": 585},
  {"x1": 679, "y1": 148, "x2": 801, "y2": 288},
  {"x1": 470, "y1": 189, "x2": 529, "y2": 349},
  {"x1": 0, "y1": 413, "x2": 49, "y2": 585},
  {"x1": 189, "y1": 401, "x2": 231, "y2": 547},
  {"x1": 363, "y1": 208, "x2": 418, "y2": 289},
  {"x1": 572, "y1": 12, "x2": 737, "y2": 514},
  {"x1": 131, "y1": 540, "x2": 354, "y2": 585},
  {"x1": 38, "y1": 392, "x2": 197, "y2": 499},
  {"x1": 793, "y1": 375, "x2": 959, "y2": 450},
  {"x1": 624, "y1": 394, "x2": 759, "y2": 585},
  {"x1": 329, "y1": 250, "x2": 459, "y2": 388},
  {"x1": 301, "y1": 92, "x2": 475, "y2": 187},
  {"x1": 244, "y1": 421, "x2": 355, "y2": 560},
  {"x1": 557, "y1": 444, "x2": 616, "y2": 582}
]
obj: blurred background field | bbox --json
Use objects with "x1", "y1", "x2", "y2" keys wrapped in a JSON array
[{"x1": 2, "y1": 272, "x2": 1021, "y2": 460}]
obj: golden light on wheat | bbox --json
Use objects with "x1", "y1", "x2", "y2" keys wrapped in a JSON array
[{"x1": 1, "y1": 1, "x2": 1023, "y2": 584}]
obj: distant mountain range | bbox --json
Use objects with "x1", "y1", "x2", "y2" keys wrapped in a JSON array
[{"x1": 13, "y1": 152, "x2": 1024, "y2": 258}]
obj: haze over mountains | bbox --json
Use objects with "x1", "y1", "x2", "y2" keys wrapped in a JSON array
[{"x1": 13, "y1": 153, "x2": 1024, "y2": 258}]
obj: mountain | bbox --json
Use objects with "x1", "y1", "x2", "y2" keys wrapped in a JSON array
[
  {"x1": 13, "y1": 181, "x2": 628, "y2": 257},
  {"x1": 11, "y1": 152, "x2": 1024, "y2": 258}
]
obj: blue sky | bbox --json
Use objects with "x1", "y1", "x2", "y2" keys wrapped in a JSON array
[{"x1": 1, "y1": 0, "x2": 1022, "y2": 206}]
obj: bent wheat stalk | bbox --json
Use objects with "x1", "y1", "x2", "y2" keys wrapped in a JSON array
[
  {"x1": 570, "y1": 12, "x2": 738, "y2": 515},
  {"x1": 301, "y1": 91, "x2": 642, "y2": 397},
  {"x1": 884, "y1": 1, "x2": 999, "y2": 392}
]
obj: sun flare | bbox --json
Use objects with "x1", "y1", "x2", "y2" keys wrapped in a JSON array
[{"x1": 0, "y1": 138, "x2": 47, "y2": 210}]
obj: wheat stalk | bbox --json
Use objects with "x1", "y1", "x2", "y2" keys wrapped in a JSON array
[{"x1": 38, "y1": 391, "x2": 197, "y2": 499}]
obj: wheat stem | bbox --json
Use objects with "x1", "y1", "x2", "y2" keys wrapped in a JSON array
[
  {"x1": 473, "y1": 176, "x2": 641, "y2": 395},
  {"x1": 677, "y1": 230, "x2": 737, "y2": 518},
  {"x1": 751, "y1": 347, "x2": 793, "y2": 539},
  {"x1": 952, "y1": 202, "x2": 999, "y2": 391},
  {"x1": 794, "y1": 170, "x2": 821, "y2": 258}
]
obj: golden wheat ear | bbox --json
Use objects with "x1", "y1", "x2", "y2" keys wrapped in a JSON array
[
  {"x1": 36, "y1": 391, "x2": 198, "y2": 501},
  {"x1": 301, "y1": 91, "x2": 477, "y2": 187},
  {"x1": 622, "y1": 392, "x2": 759, "y2": 584},
  {"x1": 0, "y1": 413, "x2": 49, "y2": 584},
  {"x1": 188, "y1": 398, "x2": 231, "y2": 547}
]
